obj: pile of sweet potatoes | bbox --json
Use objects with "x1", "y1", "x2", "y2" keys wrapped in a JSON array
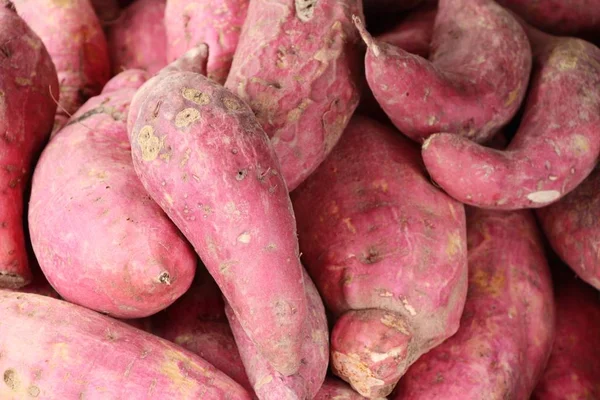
[{"x1": 0, "y1": 0, "x2": 599, "y2": 398}]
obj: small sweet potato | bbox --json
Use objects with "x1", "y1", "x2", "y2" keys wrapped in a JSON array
[
  {"x1": 393, "y1": 208, "x2": 555, "y2": 399},
  {"x1": 314, "y1": 378, "x2": 367, "y2": 400},
  {"x1": 0, "y1": 291, "x2": 252, "y2": 399},
  {"x1": 291, "y1": 115, "x2": 468, "y2": 398},
  {"x1": 355, "y1": 0, "x2": 531, "y2": 144},
  {"x1": 225, "y1": 0, "x2": 364, "y2": 190},
  {"x1": 127, "y1": 57, "x2": 309, "y2": 376},
  {"x1": 108, "y1": 0, "x2": 168, "y2": 75},
  {"x1": 422, "y1": 28, "x2": 600, "y2": 210}
]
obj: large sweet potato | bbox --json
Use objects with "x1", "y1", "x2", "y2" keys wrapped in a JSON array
[
  {"x1": 0, "y1": 1, "x2": 59, "y2": 288},
  {"x1": 393, "y1": 209, "x2": 555, "y2": 399},
  {"x1": 127, "y1": 58, "x2": 309, "y2": 376},
  {"x1": 225, "y1": 0, "x2": 364, "y2": 191},
  {"x1": 0, "y1": 290, "x2": 252, "y2": 399},
  {"x1": 422, "y1": 27, "x2": 600, "y2": 210},
  {"x1": 355, "y1": 0, "x2": 531, "y2": 144},
  {"x1": 291, "y1": 115, "x2": 468, "y2": 398}
]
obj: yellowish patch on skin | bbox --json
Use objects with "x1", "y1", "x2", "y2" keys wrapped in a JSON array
[
  {"x1": 508, "y1": 306, "x2": 517, "y2": 319},
  {"x1": 52, "y1": 342, "x2": 70, "y2": 362},
  {"x1": 23, "y1": 35, "x2": 41, "y2": 50},
  {"x1": 174, "y1": 334, "x2": 194, "y2": 346},
  {"x1": 254, "y1": 374, "x2": 273, "y2": 390},
  {"x1": 88, "y1": 169, "x2": 108, "y2": 180},
  {"x1": 445, "y1": 231, "x2": 463, "y2": 257},
  {"x1": 237, "y1": 231, "x2": 251, "y2": 244},
  {"x1": 427, "y1": 115, "x2": 438, "y2": 126},
  {"x1": 380, "y1": 314, "x2": 410, "y2": 335},
  {"x1": 372, "y1": 179, "x2": 388, "y2": 192},
  {"x1": 137, "y1": 125, "x2": 163, "y2": 161},
  {"x1": 160, "y1": 350, "x2": 209, "y2": 396},
  {"x1": 182, "y1": 88, "x2": 210, "y2": 105},
  {"x1": 15, "y1": 77, "x2": 32, "y2": 86},
  {"x1": 342, "y1": 218, "x2": 357, "y2": 234},
  {"x1": 287, "y1": 98, "x2": 312, "y2": 123},
  {"x1": 223, "y1": 97, "x2": 242, "y2": 111},
  {"x1": 557, "y1": 55, "x2": 578, "y2": 71},
  {"x1": 527, "y1": 190, "x2": 560, "y2": 203},
  {"x1": 570, "y1": 134, "x2": 590, "y2": 155},
  {"x1": 224, "y1": 202, "x2": 241, "y2": 218},
  {"x1": 472, "y1": 268, "x2": 505, "y2": 297},
  {"x1": 175, "y1": 108, "x2": 200, "y2": 128},
  {"x1": 52, "y1": 0, "x2": 75, "y2": 7},
  {"x1": 329, "y1": 201, "x2": 339, "y2": 215},
  {"x1": 332, "y1": 352, "x2": 385, "y2": 397},
  {"x1": 164, "y1": 193, "x2": 174, "y2": 206},
  {"x1": 504, "y1": 84, "x2": 521, "y2": 107},
  {"x1": 401, "y1": 298, "x2": 417, "y2": 316}
]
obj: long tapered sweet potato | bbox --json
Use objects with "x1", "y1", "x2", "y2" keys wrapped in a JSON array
[
  {"x1": 224, "y1": 0, "x2": 364, "y2": 191},
  {"x1": 0, "y1": 290, "x2": 252, "y2": 399},
  {"x1": 355, "y1": 0, "x2": 531, "y2": 144},
  {"x1": 127, "y1": 58, "x2": 309, "y2": 376},
  {"x1": 393, "y1": 209, "x2": 555, "y2": 399},
  {"x1": 291, "y1": 115, "x2": 468, "y2": 398},
  {"x1": 422, "y1": 28, "x2": 600, "y2": 210},
  {"x1": 0, "y1": 1, "x2": 59, "y2": 288}
]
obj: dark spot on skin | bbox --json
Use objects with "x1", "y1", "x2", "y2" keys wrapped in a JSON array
[
  {"x1": 4, "y1": 369, "x2": 18, "y2": 390},
  {"x1": 105, "y1": 186, "x2": 110, "y2": 189},
  {"x1": 0, "y1": 222, "x2": 6, "y2": 228},
  {"x1": 231, "y1": 148, "x2": 238, "y2": 154},
  {"x1": 153, "y1": 101, "x2": 162, "y2": 118},
  {"x1": 360, "y1": 247, "x2": 382, "y2": 264},
  {"x1": 405, "y1": 92, "x2": 410, "y2": 97},
  {"x1": 236, "y1": 169, "x2": 248, "y2": 181},
  {"x1": 65, "y1": 107, "x2": 107, "y2": 127},
  {"x1": 0, "y1": 44, "x2": 11, "y2": 58},
  {"x1": 269, "y1": 82, "x2": 282, "y2": 89}
]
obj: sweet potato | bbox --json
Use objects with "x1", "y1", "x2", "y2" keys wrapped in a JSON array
[
  {"x1": 532, "y1": 275, "x2": 600, "y2": 399},
  {"x1": 291, "y1": 115, "x2": 468, "y2": 398},
  {"x1": 224, "y1": 0, "x2": 364, "y2": 191},
  {"x1": 28, "y1": 69, "x2": 197, "y2": 318},
  {"x1": 355, "y1": 0, "x2": 531, "y2": 144},
  {"x1": 12, "y1": 0, "x2": 110, "y2": 133},
  {"x1": 393, "y1": 209, "x2": 555, "y2": 399},
  {"x1": 165, "y1": 0, "x2": 248, "y2": 84},
  {"x1": 536, "y1": 166, "x2": 600, "y2": 289},
  {"x1": 0, "y1": 1, "x2": 59, "y2": 288},
  {"x1": 225, "y1": 269, "x2": 328, "y2": 400},
  {"x1": 91, "y1": 0, "x2": 121, "y2": 24},
  {"x1": 108, "y1": 0, "x2": 168, "y2": 75},
  {"x1": 422, "y1": 28, "x2": 600, "y2": 210},
  {"x1": 0, "y1": 291, "x2": 252, "y2": 399},
  {"x1": 127, "y1": 58, "x2": 309, "y2": 376},
  {"x1": 315, "y1": 378, "x2": 367, "y2": 399}
]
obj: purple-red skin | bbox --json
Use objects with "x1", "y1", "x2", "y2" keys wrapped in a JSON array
[
  {"x1": 28, "y1": 70, "x2": 197, "y2": 318},
  {"x1": 536, "y1": 166, "x2": 600, "y2": 289},
  {"x1": 422, "y1": 28, "x2": 600, "y2": 210},
  {"x1": 532, "y1": 275, "x2": 600, "y2": 399},
  {"x1": 225, "y1": 270, "x2": 328, "y2": 400},
  {"x1": 102, "y1": 68, "x2": 150, "y2": 93},
  {"x1": 127, "y1": 60, "x2": 309, "y2": 377},
  {"x1": 356, "y1": 0, "x2": 531, "y2": 144},
  {"x1": 108, "y1": 0, "x2": 168, "y2": 75},
  {"x1": 0, "y1": 290, "x2": 252, "y2": 399},
  {"x1": 225, "y1": 0, "x2": 364, "y2": 191},
  {"x1": 165, "y1": 0, "x2": 249, "y2": 84},
  {"x1": 291, "y1": 115, "x2": 468, "y2": 398},
  {"x1": 393, "y1": 208, "x2": 555, "y2": 399},
  {"x1": 0, "y1": 1, "x2": 59, "y2": 289},
  {"x1": 314, "y1": 378, "x2": 367, "y2": 399},
  {"x1": 91, "y1": 0, "x2": 122, "y2": 25}
]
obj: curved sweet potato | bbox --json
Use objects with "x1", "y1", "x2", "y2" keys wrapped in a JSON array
[
  {"x1": 314, "y1": 378, "x2": 367, "y2": 399},
  {"x1": 0, "y1": 290, "x2": 252, "y2": 399},
  {"x1": 393, "y1": 209, "x2": 555, "y2": 399},
  {"x1": 291, "y1": 115, "x2": 468, "y2": 398},
  {"x1": 225, "y1": 0, "x2": 364, "y2": 191},
  {"x1": 356, "y1": 0, "x2": 531, "y2": 144},
  {"x1": 422, "y1": 28, "x2": 600, "y2": 210}
]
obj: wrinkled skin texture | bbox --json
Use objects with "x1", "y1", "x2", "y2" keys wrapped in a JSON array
[
  {"x1": 12, "y1": 0, "x2": 110, "y2": 133},
  {"x1": 127, "y1": 64, "x2": 308, "y2": 376},
  {"x1": 357, "y1": 0, "x2": 531, "y2": 144},
  {"x1": 422, "y1": 29, "x2": 600, "y2": 210},
  {"x1": 537, "y1": 166, "x2": 600, "y2": 289},
  {"x1": 0, "y1": 291, "x2": 252, "y2": 399},
  {"x1": 314, "y1": 378, "x2": 367, "y2": 399},
  {"x1": 292, "y1": 115, "x2": 468, "y2": 398},
  {"x1": 108, "y1": 0, "x2": 167, "y2": 75},
  {"x1": 29, "y1": 70, "x2": 197, "y2": 318},
  {"x1": 0, "y1": 1, "x2": 59, "y2": 289},
  {"x1": 225, "y1": 0, "x2": 364, "y2": 191},
  {"x1": 532, "y1": 276, "x2": 600, "y2": 399},
  {"x1": 165, "y1": 0, "x2": 249, "y2": 84},
  {"x1": 393, "y1": 209, "x2": 555, "y2": 400},
  {"x1": 225, "y1": 270, "x2": 328, "y2": 400}
]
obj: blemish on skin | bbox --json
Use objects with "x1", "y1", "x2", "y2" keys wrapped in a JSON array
[
  {"x1": 3, "y1": 369, "x2": 18, "y2": 390},
  {"x1": 342, "y1": 218, "x2": 357, "y2": 234},
  {"x1": 402, "y1": 298, "x2": 417, "y2": 316},
  {"x1": 427, "y1": 115, "x2": 438, "y2": 126},
  {"x1": 236, "y1": 169, "x2": 248, "y2": 181},
  {"x1": 504, "y1": 85, "x2": 521, "y2": 107},
  {"x1": 265, "y1": 243, "x2": 277, "y2": 251},
  {"x1": 223, "y1": 97, "x2": 242, "y2": 111},
  {"x1": 137, "y1": 125, "x2": 163, "y2": 161},
  {"x1": 164, "y1": 193, "x2": 174, "y2": 206},
  {"x1": 27, "y1": 385, "x2": 40, "y2": 397},
  {"x1": 380, "y1": 314, "x2": 411, "y2": 335},
  {"x1": 548, "y1": 175, "x2": 558, "y2": 181},
  {"x1": 372, "y1": 179, "x2": 388, "y2": 192},
  {"x1": 527, "y1": 190, "x2": 560, "y2": 203},
  {"x1": 445, "y1": 231, "x2": 462, "y2": 257},
  {"x1": 570, "y1": 134, "x2": 590, "y2": 155},
  {"x1": 557, "y1": 55, "x2": 578, "y2": 71},
  {"x1": 378, "y1": 290, "x2": 393, "y2": 297},
  {"x1": 158, "y1": 272, "x2": 171, "y2": 285},
  {"x1": 15, "y1": 77, "x2": 32, "y2": 86},
  {"x1": 237, "y1": 232, "x2": 251, "y2": 244},
  {"x1": 182, "y1": 88, "x2": 210, "y2": 105},
  {"x1": 175, "y1": 108, "x2": 200, "y2": 128},
  {"x1": 255, "y1": 374, "x2": 273, "y2": 390}
]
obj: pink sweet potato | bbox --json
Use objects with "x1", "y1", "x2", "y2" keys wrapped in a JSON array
[
  {"x1": 108, "y1": 0, "x2": 168, "y2": 75},
  {"x1": 225, "y1": 269, "x2": 328, "y2": 400},
  {"x1": 532, "y1": 275, "x2": 600, "y2": 399},
  {"x1": 355, "y1": 0, "x2": 531, "y2": 144},
  {"x1": 28, "y1": 69, "x2": 197, "y2": 318},
  {"x1": 165, "y1": 0, "x2": 248, "y2": 84},
  {"x1": 291, "y1": 115, "x2": 468, "y2": 398},
  {"x1": 536, "y1": 166, "x2": 600, "y2": 289},
  {"x1": 422, "y1": 28, "x2": 600, "y2": 210},
  {"x1": 127, "y1": 58, "x2": 310, "y2": 376},
  {"x1": 393, "y1": 208, "x2": 555, "y2": 399},
  {"x1": 0, "y1": 290, "x2": 252, "y2": 399},
  {"x1": 0, "y1": 1, "x2": 59, "y2": 288},
  {"x1": 12, "y1": 0, "x2": 111, "y2": 132},
  {"x1": 225, "y1": 0, "x2": 364, "y2": 191},
  {"x1": 314, "y1": 378, "x2": 367, "y2": 400}
]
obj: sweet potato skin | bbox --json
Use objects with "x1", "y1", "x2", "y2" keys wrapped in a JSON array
[
  {"x1": 358, "y1": 0, "x2": 531, "y2": 144},
  {"x1": 108, "y1": 0, "x2": 168, "y2": 75},
  {"x1": 291, "y1": 115, "x2": 468, "y2": 398},
  {"x1": 0, "y1": 1, "x2": 59, "y2": 289},
  {"x1": 422, "y1": 31, "x2": 600, "y2": 210},
  {"x1": 28, "y1": 71, "x2": 197, "y2": 318},
  {"x1": 393, "y1": 209, "x2": 555, "y2": 399},
  {"x1": 225, "y1": 0, "x2": 364, "y2": 191},
  {"x1": 0, "y1": 290, "x2": 252, "y2": 399},
  {"x1": 127, "y1": 69, "x2": 308, "y2": 376},
  {"x1": 314, "y1": 378, "x2": 367, "y2": 399}
]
